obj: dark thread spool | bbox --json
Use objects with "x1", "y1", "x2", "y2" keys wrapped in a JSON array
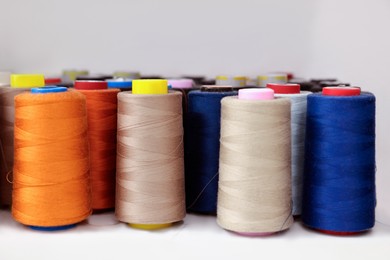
[
  {"x1": 302, "y1": 87, "x2": 376, "y2": 235},
  {"x1": 185, "y1": 86, "x2": 237, "y2": 214}
]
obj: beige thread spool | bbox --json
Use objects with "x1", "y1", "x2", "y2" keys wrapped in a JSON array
[
  {"x1": 0, "y1": 74, "x2": 44, "y2": 206},
  {"x1": 217, "y1": 88, "x2": 293, "y2": 234},
  {"x1": 115, "y1": 79, "x2": 186, "y2": 229}
]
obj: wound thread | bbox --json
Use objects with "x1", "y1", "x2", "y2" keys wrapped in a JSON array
[
  {"x1": 217, "y1": 94, "x2": 293, "y2": 233},
  {"x1": 12, "y1": 89, "x2": 92, "y2": 227},
  {"x1": 76, "y1": 88, "x2": 120, "y2": 210},
  {"x1": 302, "y1": 90, "x2": 376, "y2": 233},
  {"x1": 115, "y1": 90, "x2": 186, "y2": 225}
]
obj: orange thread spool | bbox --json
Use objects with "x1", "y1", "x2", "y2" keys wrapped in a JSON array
[
  {"x1": 12, "y1": 88, "x2": 91, "y2": 227},
  {"x1": 75, "y1": 84, "x2": 120, "y2": 211}
]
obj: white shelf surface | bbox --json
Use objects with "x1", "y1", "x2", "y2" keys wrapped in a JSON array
[{"x1": 1, "y1": 209, "x2": 389, "y2": 260}]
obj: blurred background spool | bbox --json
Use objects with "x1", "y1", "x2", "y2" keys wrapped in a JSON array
[
  {"x1": 44, "y1": 76, "x2": 62, "y2": 86},
  {"x1": 106, "y1": 78, "x2": 133, "y2": 91},
  {"x1": 12, "y1": 86, "x2": 91, "y2": 230},
  {"x1": 62, "y1": 69, "x2": 89, "y2": 83},
  {"x1": 302, "y1": 86, "x2": 376, "y2": 235},
  {"x1": 217, "y1": 88, "x2": 293, "y2": 235},
  {"x1": 216, "y1": 76, "x2": 247, "y2": 88},
  {"x1": 116, "y1": 79, "x2": 186, "y2": 230},
  {"x1": 0, "y1": 71, "x2": 11, "y2": 86},
  {"x1": 185, "y1": 85, "x2": 237, "y2": 214},
  {"x1": 257, "y1": 73, "x2": 288, "y2": 87},
  {"x1": 168, "y1": 78, "x2": 196, "y2": 116},
  {"x1": 180, "y1": 75, "x2": 205, "y2": 86},
  {"x1": 267, "y1": 83, "x2": 310, "y2": 216},
  {"x1": 113, "y1": 71, "x2": 141, "y2": 79},
  {"x1": 0, "y1": 74, "x2": 44, "y2": 207},
  {"x1": 74, "y1": 80, "x2": 119, "y2": 212},
  {"x1": 76, "y1": 74, "x2": 113, "y2": 81}
]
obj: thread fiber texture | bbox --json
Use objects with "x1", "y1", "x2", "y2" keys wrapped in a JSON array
[
  {"x1": 302, "y1": 93, "x2": 376, "y2": 232},
  {"x1": 275, "y1": 92, "x2": 310, "y2": 215},
  {"x1": 12, "y1": 90, "x2": 91, "y2": 226},
  {"x1": 185, "y1": 90, "x2": 237, "y2": 213},
  {"x1": 116, "y1": 91, "x2": 186, "y2": 224},
  {"x1": 217, "y1": 96, "x2": 293, "y2": 233},
  {"x1": 0, "y1": 87, "x2": 29, "y2": 206},
  {"x1": 77, "y1": 89, "x2": 119, "y2": 210}
]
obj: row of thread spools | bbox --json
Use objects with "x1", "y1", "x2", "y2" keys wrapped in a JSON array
[{"x1": 0, "y1": 71, "x2": 376, "y2": 236}]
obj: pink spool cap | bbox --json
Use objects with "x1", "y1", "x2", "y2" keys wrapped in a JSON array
[
  {"x1": 168, "y1": 79, "x2": 194, "y2": 89},
  {"x1": 238, "y1": 88, "x2": 274, "y2": 100}
]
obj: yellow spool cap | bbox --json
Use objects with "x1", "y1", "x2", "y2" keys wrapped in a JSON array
[
  {"x1": 233, "y1": 76, "x2": 247, "y2": 81},
  {"x1": 10, "y1": 74, "x2": 45, "y2": 88},
  {"x1": 132, "y1": 79, "x2": 168, "y2": 94},
  {"x1": 129, "y1": 223, "x2": 172, "y2": 230},
  {"x1": 216, "y1": 75, "x2": 228, "y2": 80}
]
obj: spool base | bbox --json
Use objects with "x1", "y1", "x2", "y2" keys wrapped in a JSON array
[
  {"x1": 29, "y1": 224, "x2": 76, "y2": 231},
  {"x1": 128, "y1": 223, "x2": 172, "y2": 230},
  {"x1": 317, "y1": 229, "x2": 362, "y2": 236},
  {"x1": 235, "y1": 232, "x2": 275, "y2": 237}
]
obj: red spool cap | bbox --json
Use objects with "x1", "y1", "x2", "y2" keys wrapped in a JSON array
[
  {"x1": 74, "y1": 80, "x2": 108, "y2": 90},
  {"x1": 266, "y1": 83, "x2": 300, "y2": 94},
  {"x1": 322, "y1": 86, "x2": 361, "y2": 96},
  {"x1": 45, "y1": 77, "x2": 62, "y2": 85}
]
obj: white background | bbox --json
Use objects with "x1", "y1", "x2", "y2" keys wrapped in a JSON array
[{"x1": 1, "y1": 0, "x2": 389, "y2": 259}]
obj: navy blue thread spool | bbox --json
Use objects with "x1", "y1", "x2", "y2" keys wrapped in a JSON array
[
  {"x1": 185, "y1": 85, "x2": 237, "y2": 214},
  {"x1": 15, "y1": 86, "x2": 90, "y2": 231},
  {"x1": 302, "y1": 86, "x2": 376, "y2": 235}
]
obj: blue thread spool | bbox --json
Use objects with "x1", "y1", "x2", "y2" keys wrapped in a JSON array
[
  {"x1": 28, "y1": 86, "x2": 77, "y2": 231},
  {"x1": 106, "y1": 79, "x2": 132, "y2": 91},
  {"x1": 302, "y1": 87, "x2": 376, "y2": 235},
  {"x1": 185, "y1": 85, "x2": 237, "y2": 214}
]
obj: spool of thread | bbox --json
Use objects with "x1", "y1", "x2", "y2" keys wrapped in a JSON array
[
  {"x1": 113, "y1": 71, "x2": 140, "y2": 79},
  {"x1": 106, "y1": 79, "x2": 133, "y2": 91},
  {"x1": 62, "y1": 70, "x2": 89, "y2": 82},
  {"x1": 0, "y1": 71, "x2": 11, "y2": 86},
  {"x1": 168, "y1": 79, "x2": 196, "y2": 116},
  {"x1": 288, "y1": 78, "x2": 316, "y2": 92},
  {"x1": 116, "y1": 79, "x2": 186, "y2": 230},
  {"x1": 216, "y1": 76, "x2": 247, "y2": 87},
  {"x1": 0, "y1": 74, "x2": 45, "y2": 207},
  {"x1": 267, "y1": 83, "x2": 310, "y2": 216},
  {"x1": 257, "y1": 73, "x2": 288, "y2": 87},
  {"x1": 74, "y1": 80, "x2": 119, "y2": 211},
  {"x1": 302, "y1": 86, "x2": 376, "y2": 235},
  {"x1": 12, "y1": 86, "x2": 91, "y2": 230},
  {"x1": 200, "y1": 78, "x2": 216, "y2": 85},
  {"x1": 76, "y1": 74, "x2": 113, "y2": 81},
  {"x1": 217, "y1": 88, "x2": 293, "y2": 235},
  {"x1": 45, "y1": 77, "x2": 62, "y2": 85},
  {"x1": 180, "y1": 76, "x2": 205, "y2": 86},
  {"x1": 185, "y1": 85, "x2": 237, "y2": 214},
  {"x1": 140, "y1": 74, "x2": 163, "y2": 79}
]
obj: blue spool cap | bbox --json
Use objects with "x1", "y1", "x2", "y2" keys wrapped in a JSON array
[
  {"x1": 31, "y1": 86, "x2": 68, "y2": 94},
  {"x1": 29, "y1": 224, "x2": 77, "y2": 232},
  {"x1": 106, "y1": 80, "x2": 132, "y2": 89}
]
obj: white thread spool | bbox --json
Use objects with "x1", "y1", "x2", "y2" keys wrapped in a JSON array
[{"x1": 267, "y1": 83, "x2": 310, "y2": 216}]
